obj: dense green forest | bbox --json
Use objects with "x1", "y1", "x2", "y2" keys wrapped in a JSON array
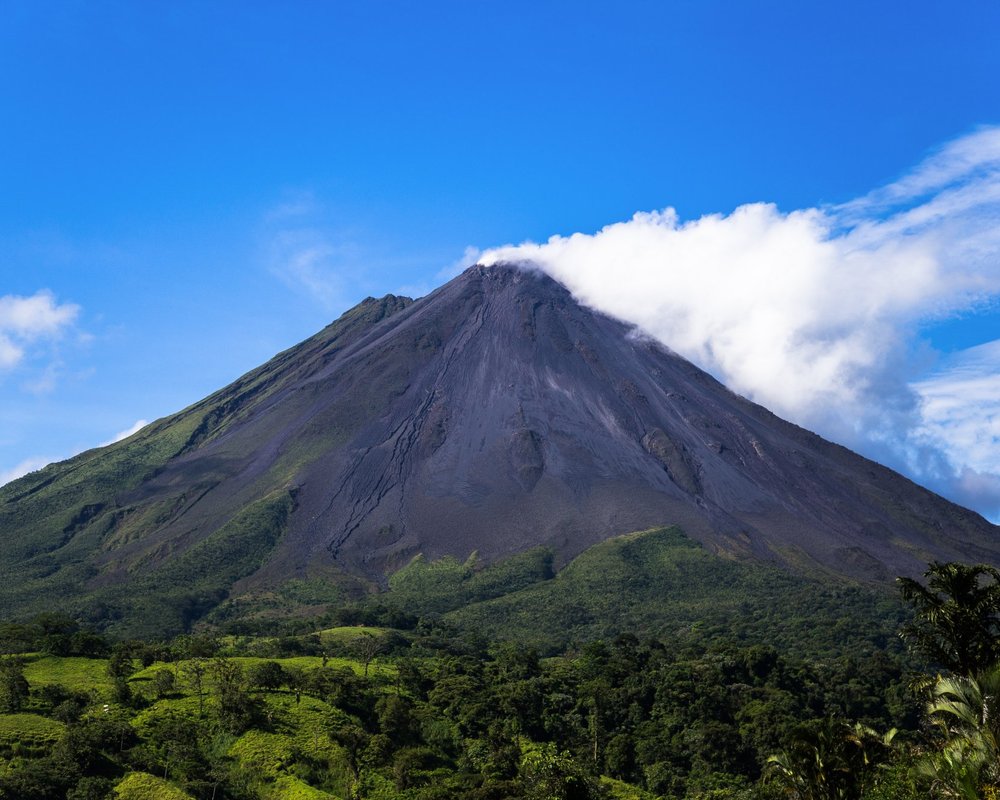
[{"x1": 0, "y1": 560, "x2": 998, "y2": 799}]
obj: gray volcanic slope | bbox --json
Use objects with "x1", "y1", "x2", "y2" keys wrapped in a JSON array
[{"x1": 2, "y1": 263, "x2": 999, "y2": 617}]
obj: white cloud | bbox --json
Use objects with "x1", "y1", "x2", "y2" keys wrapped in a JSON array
[
  {"x1": 440, "y1": 246, "x2": 483, "y2": 282},
  {"x1": 0, "y1": 290, "x2": 80, "y2": 371},
  {"x1": 483, "y1": 204, "x2": 936, "y2": 443},
  {"x1": 843, "y1": 126, "x2": 1000, "y2": 217},
  {"x1": 2, "y1": 418, "x2": 151, "y2": 490},
  {"x1": 0, "y1": 290, "x2": 79, "y2": 337},
  {"x1": 0, "y1": 337, "x2": 23, "y2": 369},
  {"x1": 0, "y1": 456, "x2": 53, "y2": 488},
  {"x1": 911, "y1": 340, "x2": 1000, "y2": 518},
  {"x1": 480, "y1": 126, "x2": 1000, "y2": 519},
  {"x1": 100, "y1": 419, "x2": 149, "y2": 446}
]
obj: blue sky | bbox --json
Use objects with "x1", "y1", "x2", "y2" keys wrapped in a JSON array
[{"x1": 3, "y1": 1, "x2": 1000, "y2": 517}]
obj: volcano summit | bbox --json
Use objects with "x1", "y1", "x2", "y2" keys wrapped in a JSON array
[{"x1": 1, "y1": 264, "x2": 997, "y2": 629}]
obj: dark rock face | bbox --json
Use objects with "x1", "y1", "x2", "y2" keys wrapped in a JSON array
[{"x1": 3, "y1": 263, "x2": 999, "y2": 605}]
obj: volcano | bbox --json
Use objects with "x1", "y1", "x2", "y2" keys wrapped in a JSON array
[{"x1": 1, "y1": 263, "x2": 998, "y2": 626}]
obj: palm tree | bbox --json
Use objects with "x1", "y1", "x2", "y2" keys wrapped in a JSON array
[
  {"x1": 897, "y1": 562, "x2": 1000, "y2": 676},
  {"x1": 916, "y1": 667, "x2": 1000, "y2": 800},
  {"x1": 765, "y1": 718, "x2": 897, "y2": 800}
]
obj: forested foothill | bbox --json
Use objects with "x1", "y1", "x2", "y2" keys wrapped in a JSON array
[{"x1": 0, "y1": 559, "x2": 998, "y2": 799}]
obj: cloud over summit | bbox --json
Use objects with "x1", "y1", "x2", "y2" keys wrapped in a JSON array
[{"x1": 481, "y1": 127, "x2": 1000, "y2": 520}]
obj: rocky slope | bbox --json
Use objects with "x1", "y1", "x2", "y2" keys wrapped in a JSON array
[{"x1": 2, "y1": 263, "x2": 998, "y2": 626}]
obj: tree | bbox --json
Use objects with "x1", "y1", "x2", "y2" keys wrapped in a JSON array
[
  {"x1": 172, "y1": 633, "x2": 219, "y2": 660},
  {"x1": 898, "y1": 562, "x2": 1000, "y2": 676},
  {"x1": 0, "y1": 623, "x2": 35, "y2": 654},
  {"x1": 915, "y1": 667, "x2": 1000, "y2": 799},
  {"x1": 106, "y1": 646, "x2": 137, "y2": 681},
  {"x1": 151, "y1": 667, "x2": 176, "y2": 699},
  {"x1": 351, "y1": 632, "x2": 384, "y2": 678},
  {"x1": 0, "y1": 657, "x2": 29, "y2": 712},
  {"x1": 39, "y1": 683, "x2": 88, "y2": 722},
  {"x1": 376, "y1": 693, "x2": 416, "y2": 743},
  {"x1": 284, "y1": 666, "x2": 306, "y2": 704},
  {"x1": 247, "y1": 660, "x2": 286, "y2": 692},
  {"x1": 182, "y1": 658, "x2": 209, "y2": 717},
  {"x1": 765, "y1": 718, "x2": 897, "y2": 800},
  {"x1": 133, "y1": 710, "x2": 209, "y2": 784},
  {"x1": 66, "y1": 776, "x2": 115, "y2": 800},
  {"x1": 31, "y1": 612, "x2": 79, "y2": 655},
  {"x1": 518, "y1": 741, "x2": 605, "y2": 800},
  {"x1": 328, "y1": 721, "x2": 369, "y2": 799},
  {"x1": 211, "y1": 658, "x2": 260, "y2": 734},
  {"x1": 110, "y1": 676, "x2": 133, "y2": 706},
  {"x1": 0, "y1": 753, "x2": 78, "y2": 800}
]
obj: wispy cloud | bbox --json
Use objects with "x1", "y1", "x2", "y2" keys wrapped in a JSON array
[
  {"x1": 263, "y1": 189, "x2": 321, "y2": 222},
  {"x1": 262, "y1": 194, "x2": 376, "y2": 312},
  {"x1": 21, "y1": 361, "x2": 63, "y2": 395},
  {"x1": 0, "y1": 455, "x2": 54, "y2": 488},
  {"x1": 262, "y1": 194, "x2": 474, "y2": 310},
  {"x1": 842, "y1": 126, "x2": 1000, "y2": 219},
  {"x1": 267, "y1": 228, "x2": 360, "y2": 310},
  {"x1": 395, "y1": 245, "x2": 482, "y2": 298},
  {"x1": 2, "y1": 417, "x2": 151, "y2": 489},
  {"x1": 440, "y1": 246, "x2": 483, "y2": 281},
  {"x1": 100, "y1": 418, "x2": 149, "y2": 446},
  {"x1": 481, "y1": 126, "x2": 1000, "y2": 519}
]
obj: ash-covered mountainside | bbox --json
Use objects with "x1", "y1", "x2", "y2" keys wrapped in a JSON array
[{"x1": 2, "y1": 263, "x2": 998, "y2": 623}]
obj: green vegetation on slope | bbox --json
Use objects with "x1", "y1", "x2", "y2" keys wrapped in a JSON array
[
  {"x1": 0, "y1": 713, "x2": 64, "y2": 757},
  {"x1": 383, "y1": 527, "x2": 907, "y2": 658},
  {"x1": 96, "y1": 489, "x2": 298, "y2": 639},
  {"x1": 22, "y1": 656, "x2": 114, "y2": 696},
  {"x1": 0, "y1": 413, "x2": 204, "y2": 611},
  {"x1": 0, "y1": 295, "x2": 413, "y2": 631},
  {"x1": 14, "y1": 488, "x2": 303, "y2": 641},
  {"x1": 114, "y1": 772, "x2": 196, "y2": 799},
  {"x1": 387, "y1": 547, "x2": 554, "y2": 615}
]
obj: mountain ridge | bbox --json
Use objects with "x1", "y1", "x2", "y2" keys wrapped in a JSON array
[{"x1": 1, "y1": 263, "x2": 997, "y2": 631}]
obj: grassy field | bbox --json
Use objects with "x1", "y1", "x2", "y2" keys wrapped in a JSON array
[
  {"x1": 314, "y1": 626, "x2": 388, "y2": 644},
  {"x1": 270, "y1": 775, "x2": 341, "y2": 799},
  {"x1": 130, "y1": 654, "x2": 396, "y2": 689},
  {"x1": 22, "y1": 654, "x2": 114, "y2": 695},
  {"x1": 0, "y1": 713, "x2": 65, "y2": 756},
  {"x1": 114, "y1": 771, "x2": 195, "y2": 799}
]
